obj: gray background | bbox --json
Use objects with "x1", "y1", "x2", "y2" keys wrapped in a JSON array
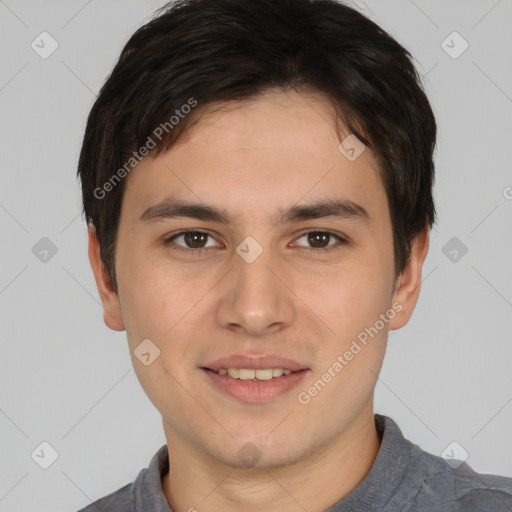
[{"x1": 0, "y1": 0, "x2": 511, "y2": 510}]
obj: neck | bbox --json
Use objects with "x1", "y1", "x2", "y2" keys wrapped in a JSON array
[{"x1": 162, "y1": 404, "x2": 381, "y2": 512}]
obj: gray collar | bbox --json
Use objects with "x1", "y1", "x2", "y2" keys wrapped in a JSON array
[{"x1": 134, "y1": 415, "x2": 428, "y2": 512}]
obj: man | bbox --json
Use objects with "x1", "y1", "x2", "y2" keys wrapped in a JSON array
[{"x1": 77, "y1": 0, "x2": 512, "y2": 510}]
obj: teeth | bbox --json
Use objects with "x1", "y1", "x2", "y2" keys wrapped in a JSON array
[
  {"x1": 253, "y1": 369, "x2": 273, "y2": 380},
  {"x1": 239, "y1": 368, "x2": 256, "y2": 379},
  {"x1": 217, "y1": 368, "x2": 294, "y2": 380}
]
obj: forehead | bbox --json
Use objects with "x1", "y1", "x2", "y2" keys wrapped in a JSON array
[
  {"x1": 184, "y1": 89, "x2": 342, "y2": 147},
  {"x1": 121, "y1": 89, "x2": 386, "y2": 221}
]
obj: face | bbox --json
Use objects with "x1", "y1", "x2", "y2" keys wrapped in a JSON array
[{"x1": 90, "y1": 89, "x2": 427, "y2": 470}]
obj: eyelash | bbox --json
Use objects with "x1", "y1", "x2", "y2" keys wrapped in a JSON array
[{"x1": 163, "y1": 229, "x2": 348, "y2": 254}]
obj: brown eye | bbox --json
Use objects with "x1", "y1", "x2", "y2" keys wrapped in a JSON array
[
  {"x1": 183, "y1": 232, "x2": 208, "y2": 248},
  {"x1": 165, "y1": 230, "x2": 217, "y2": 250},
  {"x1": 295, "y1": 231, "x2": 346, "y2": 250},
  {"x1": 307, "y1": 232, "x2": 331, "y2": 248}
]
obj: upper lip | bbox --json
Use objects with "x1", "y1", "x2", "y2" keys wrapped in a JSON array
[{"x1": 203, "y1": 354, "x2": 309, "y2": 372}]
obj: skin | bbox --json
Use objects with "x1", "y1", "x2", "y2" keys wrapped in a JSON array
[{"x1": 89, "y1": 89, "x2": 429, "y2": 512}]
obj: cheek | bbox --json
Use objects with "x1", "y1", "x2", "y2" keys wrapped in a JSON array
[
  {"x1": 295, "y1": 256, "x2": 393, "y2": 399},
  {"x1": 295, "y1": 268, "x2": 391, "y2": 416},
  {"x1": 116, "y1": 255, "x2": 203, "y2": 414},
  {"x1": 116, "y1": 250, "x2": 182, "y2": 342},
  {"x1": 302, "y1": 261, "x2": 393, "y2": 338}
]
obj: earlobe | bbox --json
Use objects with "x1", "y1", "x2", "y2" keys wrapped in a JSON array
[
  {"x1": 389, "y1": 228, "x2": 430, "y2": 331},
  {"x1": 87, "y1": 224, "x2": 125, "y2": 331}
]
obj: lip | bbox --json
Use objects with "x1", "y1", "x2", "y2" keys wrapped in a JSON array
[
  {"x1": 203, "y1": 354, "x2": 309, "y2": 372},
  {"x1": 202, "y1": 367, "x2": 310, "y2": 403},
  {"x1": 201, "y1": 354, "x2": 310, "y2": 403}
]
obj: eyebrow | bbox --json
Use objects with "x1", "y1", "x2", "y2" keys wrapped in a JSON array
[{"x1": 139, "y1": 197, "x2": 370, "y2": 225}]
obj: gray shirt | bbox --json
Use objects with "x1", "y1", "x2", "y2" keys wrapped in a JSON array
[{"x1": 77, "y1": 415, "x2": 512, "y2": 511}]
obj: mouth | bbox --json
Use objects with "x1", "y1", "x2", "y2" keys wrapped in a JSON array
[
  {"x1": 202, "y1": 367, "x2": 301, "y2": 380},
  {"x1": 200, "y1": 355, "x2": 310, "y2": 402}
]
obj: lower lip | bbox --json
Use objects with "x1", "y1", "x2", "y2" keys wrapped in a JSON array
[{"x1": 202, "y1": 368, "x2": 309, "y2": 403}]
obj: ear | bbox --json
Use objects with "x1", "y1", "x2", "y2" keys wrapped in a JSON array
[
  {"x1": 389, "y1": 227, "x2": 430, "y2": 330},
  {"x1": 88, "y1": 224, "x2": 125, "y2": 331}
]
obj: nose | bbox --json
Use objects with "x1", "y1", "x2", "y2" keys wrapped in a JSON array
[{"x1": 215, "y1": 243, "x2": 297, "y2": 337}]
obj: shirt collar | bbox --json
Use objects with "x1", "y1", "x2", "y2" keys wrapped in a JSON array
[
  {"x1": 326, "y1": 414, "x2": 429, "y2": 511},
  {"x1": 134, "y1": 414, "x2": 427, "y2": 512}
]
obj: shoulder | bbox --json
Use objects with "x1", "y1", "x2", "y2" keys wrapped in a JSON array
[
  {"x1": 75, "y1": 444, "x2": 169, "y2": 512},
  {"x1": 416, "y1": 446, "x2": 512, "y2": 511},
  {"x1": 76, "y1": 481, "x2": 133, "y2": 512}
]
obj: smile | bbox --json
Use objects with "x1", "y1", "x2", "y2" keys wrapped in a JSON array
[
  {"x1": 211, "y1": 368, "x2": 293, "y2": 380},
  {"x1": 202, "y1": 367, "x2": 309, "y2": 402}
]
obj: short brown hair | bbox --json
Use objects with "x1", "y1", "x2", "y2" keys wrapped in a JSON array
[{"x1": 78, "y1": 0, "x2": 436, "y2": 292}]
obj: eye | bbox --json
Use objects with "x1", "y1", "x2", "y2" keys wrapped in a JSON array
[
  {"x1": 294, "y1": 231, "x2": 347, "y2": 250},
  {"x1": 164, "y1": 229, "x2": 347, "y2": 254},
  {"x1": 165, "y1": 230, "x2": 220, "y2": 251}
]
